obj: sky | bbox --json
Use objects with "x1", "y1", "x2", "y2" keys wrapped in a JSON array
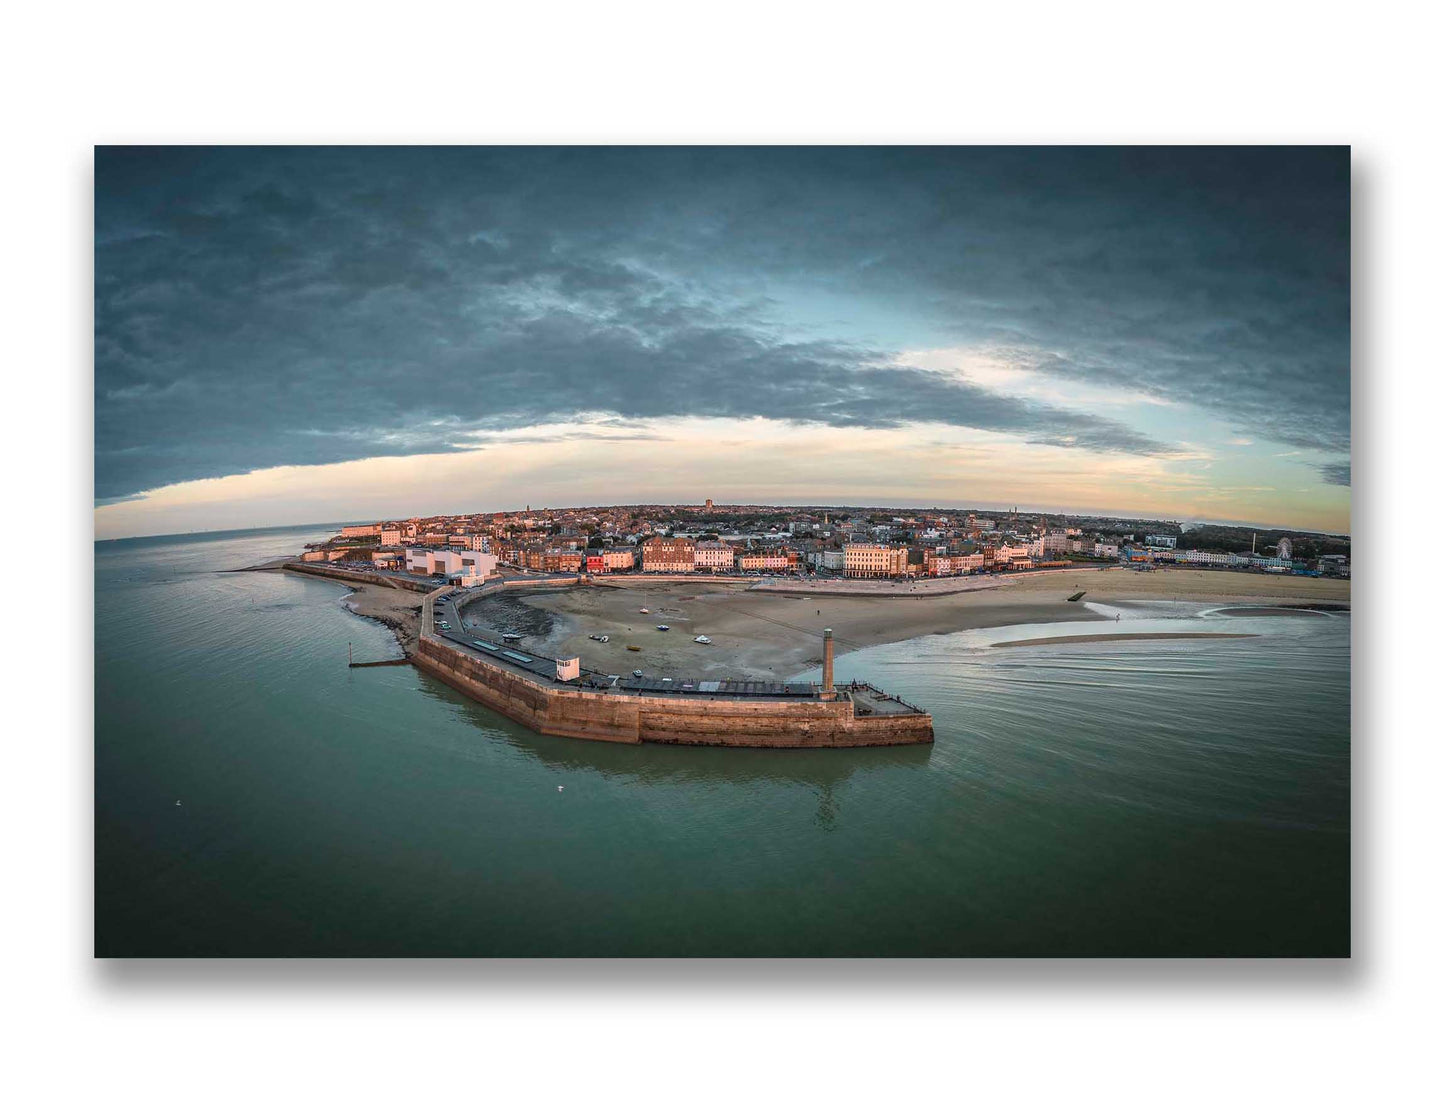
[{"x1": 94, "y1": 146, "x2": 1350, "y2": 539}]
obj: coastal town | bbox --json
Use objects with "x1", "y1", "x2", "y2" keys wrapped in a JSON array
[
  {"x1": 276, "y1": 498, "x2": 1350, "y2": 749},
  {"x1": 299, "y1": 500, "x2": 1351, "y2": 587}
]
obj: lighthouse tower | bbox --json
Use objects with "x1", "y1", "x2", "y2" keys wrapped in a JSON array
[{"x1": 821, "y1": 628, "x2": 835, "y2": 700}]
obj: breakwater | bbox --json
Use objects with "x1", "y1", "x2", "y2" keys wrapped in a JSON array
[
  {"x1": 284, "y1": 561, "x2": 434, "y2": 592},
  {"x1": 413, "y1": 585, "x2": 933, "y2": 748}
]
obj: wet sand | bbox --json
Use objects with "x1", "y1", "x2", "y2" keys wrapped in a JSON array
[
  {"x1": 339, "y1": 585, "x2": 423, "y2": 655},
  {"x1": 335, "y1": 566, "x2": 1348, "y2": 677},
  {"x1": 1003, "y1": 567, "x2": 1351, "y2": 604},
  {"x1": 993, "y1": 631, "x2": 1258, "y2": 648},
  {"x1": 457, "y1": 578, "x2": 1100, "y2": 680}
]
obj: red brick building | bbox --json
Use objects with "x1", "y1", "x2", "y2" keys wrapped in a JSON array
[{"x1": 642, "y1": 536, "x2": 696, "y2": 572}]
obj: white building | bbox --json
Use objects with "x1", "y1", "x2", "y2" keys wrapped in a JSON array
[
  {"x1": 460, "y1": 550, "x2": 499, "y2": 579},
  {"x1": 405, "y1": 548, "x2": 499, "y2": 580},
  {"x1": 807, "y1": 549, "x2": 845, "y2": 571},
  {"x1": 1041, "y1": 532, "x2": 1070, "y2": 555},
  {"x1": 694, "y1": 540, "x2": 736, "y2": 572},
  {"x1": 1250, "y1": 555, "x2": 1290, "y2": 570}
]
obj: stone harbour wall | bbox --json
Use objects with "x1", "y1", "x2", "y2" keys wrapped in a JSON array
[
  {"x1": 285, "y1": 561, "x2": 433, "y2": 592},
  {"x1": 413, "y1": 635, "x2": 933, "y2": 748}
]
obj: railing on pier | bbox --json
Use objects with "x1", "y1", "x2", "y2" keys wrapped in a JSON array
[{"x1": 842, "y1": 680, "x2": 925, "y2": 714}]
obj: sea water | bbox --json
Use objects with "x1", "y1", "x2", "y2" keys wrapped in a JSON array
[{"x1": 95, "y1": 529, "x2": 1349, "y2": 955}]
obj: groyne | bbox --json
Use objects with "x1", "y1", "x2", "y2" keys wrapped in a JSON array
[{"x1": 284, "y1": 561, "x2": 435, "y2": 592}]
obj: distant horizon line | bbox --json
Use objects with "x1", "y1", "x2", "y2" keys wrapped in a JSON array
[{"x1": 93, "y1": 501, "x2": 1352, "y2": 543}]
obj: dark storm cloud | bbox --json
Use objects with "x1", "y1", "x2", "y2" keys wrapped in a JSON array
[
  {"x1": 1318, "y1": 461, "x2": 1351, "y2": 487},
  {"x1": 95, "y1": 146, "x2": 1348, "y2": 500}
]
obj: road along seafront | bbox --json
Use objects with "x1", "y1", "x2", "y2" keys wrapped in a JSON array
[{"x1": 412, "y1": 583, "x2": 934, "y2": 748}]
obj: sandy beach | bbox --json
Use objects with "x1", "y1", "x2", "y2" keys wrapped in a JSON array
[
  {"x1": 338, "y1": 584, "x2": 424, "y2": 655},
  {"x1": 449, "y1": 567, "x2": 1348, "y2": 680},
  {"x1": 305, "y1": 563, "x2": 1350, "y2": 675}
]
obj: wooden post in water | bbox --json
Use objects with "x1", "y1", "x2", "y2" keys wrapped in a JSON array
[{"x1": 349, "y1": 641, "x2": 352, "y2": 666}]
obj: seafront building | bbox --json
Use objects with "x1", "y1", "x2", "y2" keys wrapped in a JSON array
[
  {"x1": 543, "y1": 549, "x2": 584, "y2": 573},
  {"x1": 1174, "y1": 548, "x2": 1231, "y2": 566},
  {"x1": 737, "y1": 550, "x2": 791, "y2": 571},
  {"x1": 809, "y1": 548, "x2": 846, "y2": 572},
  {"x1": 317, "y1": 504, "x2": 1346, "y2": 583},
  {"x1": 642, "y1": 536, "x2": 697, "y2": 572},
  {"x1": 924, "y1": 549, "x2": 985, "y2": 576},
  {"x1": 404, "y1": 548, "x2": 499, "y2": 583},
  {"x1": 844, "y1": 543, "x2": 909, "y2": 578},
  {"x1": 600, "y1": 548, "x2": 640, "y2": 571},
  {"x1": 693, "y1": 540, "x2": 735, "y2": 572}
]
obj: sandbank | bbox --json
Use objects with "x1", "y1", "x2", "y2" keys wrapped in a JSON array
[{"x1": 992, "y1": 631, "x2": 1258, "y2": 648}]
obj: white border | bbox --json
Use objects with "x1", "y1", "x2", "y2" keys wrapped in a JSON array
[{"x1": 5, "y1": 2, "x2": 1440, "y2": 1101}]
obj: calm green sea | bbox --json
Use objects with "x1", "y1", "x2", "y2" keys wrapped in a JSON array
[{"x1": 95, "y1": 527, "x2": 1350, "y2": 956}]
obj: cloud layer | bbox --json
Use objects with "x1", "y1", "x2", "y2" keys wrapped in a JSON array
[{"x1": 95, "y1": 147, "x2": 1349, "y2": 502}]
